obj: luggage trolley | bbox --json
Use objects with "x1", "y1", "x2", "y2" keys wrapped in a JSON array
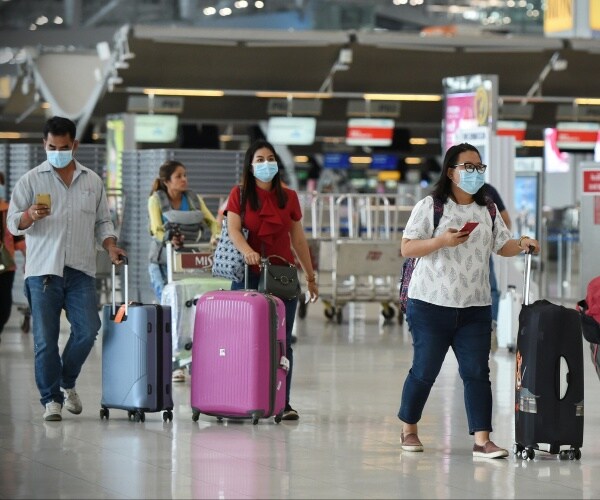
[{"x1": 307, "y1": 193, "x2": 404, "y2": 324}]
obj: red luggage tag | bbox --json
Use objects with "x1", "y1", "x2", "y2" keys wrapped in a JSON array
[{"x1": 114, "y1": 304, "x2": 127, "y2": 323}]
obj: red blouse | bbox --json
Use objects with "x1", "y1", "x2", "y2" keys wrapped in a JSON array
[{"x1": 226, "y1": 184, "x2": 302, "y2": 271}]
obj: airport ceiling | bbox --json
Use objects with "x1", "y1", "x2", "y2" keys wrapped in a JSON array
[{"x1": 1, "y1": 0, "x2": 599, "y2": 158}]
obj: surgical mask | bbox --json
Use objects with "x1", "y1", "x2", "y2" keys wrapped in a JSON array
[
  {"x1": 46, "y1": 149, "x2": 73, "y2": 169},
  {"x1": 455, "y1": 169, "x2": 485, "y2": 195},
  {"x1": 0, "y1": 185, "x2": 5, "y2": 200},
  {"x1": 252, "y1": 161, "x2": 278, "y2": 182}
]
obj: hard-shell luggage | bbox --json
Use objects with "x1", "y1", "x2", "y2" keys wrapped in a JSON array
[
  {"x1": 497, "y1": 285, "x2": 521, "y2": 352},
  {"x1": 190, "y1": 281, "x2": 288, "y2": 424},
  {"x1": 513, "y1": 252, "x2": 583, "y2": 460},
  {"x1": 100, "y1": 258, "x2": 174, "y2": 422}
]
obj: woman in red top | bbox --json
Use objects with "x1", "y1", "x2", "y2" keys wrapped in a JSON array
[{"x1": 227, "y1": 139, "x2": 318, "y2": 421}]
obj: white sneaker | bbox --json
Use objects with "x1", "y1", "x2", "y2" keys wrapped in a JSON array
[
  {"x1": 43, "y1": 401, "x2": 62, "y2": 421},
  {"x1": 61, "y1": 387, "x2": 82, "y2": 414}
]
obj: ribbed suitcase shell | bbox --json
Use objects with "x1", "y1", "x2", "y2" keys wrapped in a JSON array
[
  {"x1": 101, "y1": 304, "x2": 174, "y2": 419},
  {"x1": 190, "y1": 290, "x2": 286, "y2": 423},
  {"x1": 514, "y1": 300, "x2": 584, "y2": 457}
]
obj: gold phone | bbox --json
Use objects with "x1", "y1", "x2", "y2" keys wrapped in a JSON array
[{"x1": 35, "y1": 193, "x2": 51, "y2": 210}]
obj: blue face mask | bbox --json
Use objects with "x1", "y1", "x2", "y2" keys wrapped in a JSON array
[
  {"x1": 253, "y1": 161, "x2": 278, "y2": 182},
  {"x1": 0, "y1": 185, "x2": 5, "y2": 200},
  {"x1": 456, "y1": 169, "x2": 485, "y2": 195},
  {"x1": 46, "y1": 150, "x2": 73, "y2": 169}
]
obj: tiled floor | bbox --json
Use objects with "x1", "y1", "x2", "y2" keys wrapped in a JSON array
[{"x1": 1, "y1": 297, "x2": 599, "y2": 499}]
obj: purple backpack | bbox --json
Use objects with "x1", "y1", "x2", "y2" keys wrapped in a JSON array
[{"x1": 399, "y1": 197, "x2": 496, "y2": 314}]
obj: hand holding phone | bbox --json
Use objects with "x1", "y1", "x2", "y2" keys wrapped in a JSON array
[
  {"x1": 459, "y1": 221, "x2": 479, "y2": 234},
  {"x1": 35, "y1": 193, "x2": 51, "y2": 210}
]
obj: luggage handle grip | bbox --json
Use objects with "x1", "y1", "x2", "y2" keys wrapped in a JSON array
[
  {"x1": 111, "y1": 256, "x2": 128, "y2": 318},
  {"x1": 522, "y1": 246, "x2": 535, "y2": 306}
]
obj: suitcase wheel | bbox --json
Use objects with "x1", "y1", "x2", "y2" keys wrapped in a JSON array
[
  {"x1": 129, "y1": 410, "x2": 145, "y2": 423},
  {"x1": 162, "y1": 410, "x2": 173, "y2": 422},
  {"x1": 192, "y1": 410, "x2": 200, "y2": 422},
  {"x1": 560, "y1": 449, "x2": 582, "y2": 460},
  {"x1": 520, "y1": 448, "x2": 535, "y2": 460},
  {"x1": 274, "y1": 413, "x2": 282, "y2": 424},
  {"x1": 251, "y1": 411, "x2": 260, "y2": 425},
  {"x1": 512, "y1": 443, "x2": 523, "y2": 455},
  {"x1": 100, "y1": 407, "x2": 109, "y2": 420}
]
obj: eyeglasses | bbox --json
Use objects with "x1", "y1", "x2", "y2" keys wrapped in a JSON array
[{"x1": 453, "y1": 162, "x2": 487, "y2": 174}]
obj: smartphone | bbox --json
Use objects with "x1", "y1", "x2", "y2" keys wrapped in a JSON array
[
  {"x1": 35, "y1": 193, "x2": 51, "y2": 210},
  {"x1": 459, "y1": 221, "x2": 479, "y2": 234}
]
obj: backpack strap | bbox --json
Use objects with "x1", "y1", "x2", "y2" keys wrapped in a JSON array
[
  {"x1": 485, "y1": 197, "x2": 497, "y2": 224},
  {"x1": 432, "y1": 196, "x2": 444, "y2": 232}
]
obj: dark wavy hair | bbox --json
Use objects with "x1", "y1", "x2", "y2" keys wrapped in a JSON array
[
  {"x1": 430, "y1": 142, "x2": 489, "y2": 206},
  {"x1": 241, "y1": 139, "x2": 287, "y2": 211}
]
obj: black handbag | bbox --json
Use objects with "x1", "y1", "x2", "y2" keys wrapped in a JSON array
[{"x1": 258, "y1": 255, "x2": 300, "y2": 300}]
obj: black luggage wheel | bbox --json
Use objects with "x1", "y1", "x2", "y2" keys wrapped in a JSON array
[{"x1": 99, "y1": 407, "x2": 109, "y2": 420}]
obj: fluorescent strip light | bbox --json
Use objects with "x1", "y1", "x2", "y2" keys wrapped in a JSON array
[
  {"x1": 520, "y1": 140, "x2": 544, "y2": 148},
  {"x1": 574, "y1": 98, "x2": 600, "y2": 106},
  {"x1": 363, "y1": 93, "x2": 442, "y2": 102},
  {"x1": 143, "y1": 88, "x2": 224, "y2": 97},
  {"x1": 405, "y1": 157, "x2": 422, "y2": 165},
  {"x1": 409, "y1": 138, "x2": 428, "y2": 145},
  {"x1": 0, "y1": 132, "x2": 22, "y2": 139},
  {"x1": 350, "y1": 156, "x2": 372, "y2": 164},
  {"x1": 294, "y1": 156, "x2": 309, "y2": 163},
  {"x1": 255, "y1": 91, "x2": 332, "y2": 99}
]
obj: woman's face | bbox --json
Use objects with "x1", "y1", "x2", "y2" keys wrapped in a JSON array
[
  {"x1": 251, "y1": 147, "x2": 276, "y2": 171},
  {"x1": 447, "y1": 150, "x2": 482, "y2": 184},
  {"x1": 165, "y1": 165, "x2": 188, "y2": 193}
]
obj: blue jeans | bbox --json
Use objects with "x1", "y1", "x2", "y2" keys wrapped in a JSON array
[
  {"x1": 149, "y1": 262, "x2": 167, "y2": 302},
  {"x1": 489, "y1": 256, "x2": 499, "y2": 322},
  {"x1": 399, "y1": 298, "x2": 493, "y2": 435},
  {"x1": 231, "y1": 273, "x2": 298, "y2": 408},
  {"x1": 25, "y1": 268, "x2": 101, "y2": 407}
]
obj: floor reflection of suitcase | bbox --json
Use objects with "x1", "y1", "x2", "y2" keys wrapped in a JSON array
[
  {"x1": 100, "y1": 259, "x2": 174, "y2": 423},
  {"x1": 191, "y1": 289, "x2": 287, "y2": 424},
  {"x1": 513, "y1": 252, "x2": 584, "y2": 461}
]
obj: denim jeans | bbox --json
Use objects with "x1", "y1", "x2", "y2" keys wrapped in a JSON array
[
  {"x1": 399, "y1": 298, "x2": 493, "y2": 435},
  {"x1": 489, "y1": 255, "x2": 500, "y2": 323},
  {"x1": 25, "y1": 267, "x2": 101, "y2": 406},
  {"x1": 148, "y1": 262, "x2": 167, "y2": 303},
  {"x1": 232, "y1": 273, "x2": 298, "y2": 407}
]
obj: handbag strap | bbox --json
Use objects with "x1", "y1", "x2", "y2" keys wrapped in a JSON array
[{"x1": 262, "y1": 253, "x2": 296, "y2": 268}]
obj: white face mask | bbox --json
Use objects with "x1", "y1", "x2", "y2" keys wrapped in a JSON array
[{"x1": 46, "y1": 149, "x2": 73, "y2": 169}]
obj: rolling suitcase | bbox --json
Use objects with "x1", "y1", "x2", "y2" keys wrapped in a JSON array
[
  {"x1": 100, "y1": 257, "x2": 174, "y2": 422},
  {"x1": 513, "y1": 251, "x2": 584, "y2": 460},
  {"x1": 190, "y1": 270, "x2": 288, "y2": 424}
]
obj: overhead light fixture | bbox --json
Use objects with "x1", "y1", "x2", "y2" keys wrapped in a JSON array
[
  {"x1": 520, "y1": 140, "x2": 544, "y2": 148},
  {"x1": 363, "y1": 93, "x2": 442, "y2": 102},
  {"x1": 575, "y1": 98, "x2": 600, "y2": 106},
  {"x1": 255, "y1": 91, "x2": 332, "y2": 99},
  {"x1": 409, "y1": 138, "x2": 428, "y2": 145},
  {"x1": 143, "y1": 88, "x2": 225, "y2": 97},
  {"x1": 0, "y1": 132, "x2": 23, "y2": 139}
]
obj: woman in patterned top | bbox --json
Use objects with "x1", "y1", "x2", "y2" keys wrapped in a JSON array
[{"x1": 397, "y1": 143, "x2": 540, "y2": 459}]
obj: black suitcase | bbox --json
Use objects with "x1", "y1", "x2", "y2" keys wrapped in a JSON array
[
  {"x1": 513, "y1": 252, "x2": 584, "y2": 460},
  {"x1": 100, "y1": 258, "x2": 174, "y2": 423}
]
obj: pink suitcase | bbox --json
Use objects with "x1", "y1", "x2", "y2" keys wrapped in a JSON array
[{"x1": 190, "y1": 289, "x2": 287, "y2": 424}]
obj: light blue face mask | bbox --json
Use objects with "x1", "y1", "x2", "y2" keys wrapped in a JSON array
[
  {"x1": 253, "y1": 161, "x2": 278, "y2": 182},
  {"x1": 456, "y1": 169, "x2": 485, "y2": 195},
  {"x1": 0, "y1": 185, "x2": 5, "y2": 200},
  {"x1": 46, "y1": 149, "x2": 73, "y2": 169}
]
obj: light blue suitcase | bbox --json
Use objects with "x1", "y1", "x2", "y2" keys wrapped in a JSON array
[{"x1": 100, "y1": 258, "x2": 174, "y2": 422}]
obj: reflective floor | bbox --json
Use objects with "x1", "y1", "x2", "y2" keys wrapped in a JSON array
[{"x1": 1, "y1": 298, "x2": 600, "y2": 499}]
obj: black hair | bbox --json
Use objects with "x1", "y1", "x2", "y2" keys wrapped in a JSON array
[
  {"x1": 241, "y1": 139, "x2": 287, "y2": 211},
  {"x1": 43, "y1": 116, "x2": 76, "y2": 140},
  {"x1": 430, "y1": 142, "x2": 489, "y2": 206}
]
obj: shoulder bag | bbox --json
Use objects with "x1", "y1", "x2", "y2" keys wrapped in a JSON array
[{"x1": 258, "y1": 255, "x2": 300, "y2": 300}]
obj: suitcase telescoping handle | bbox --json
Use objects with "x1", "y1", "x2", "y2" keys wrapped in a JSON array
[
  {"x1": 523, "y1": 246, "x2": 534, "y2": 306},
  {"x1": 111, "y1": 256, "x2": 129, "y2": 316}
]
